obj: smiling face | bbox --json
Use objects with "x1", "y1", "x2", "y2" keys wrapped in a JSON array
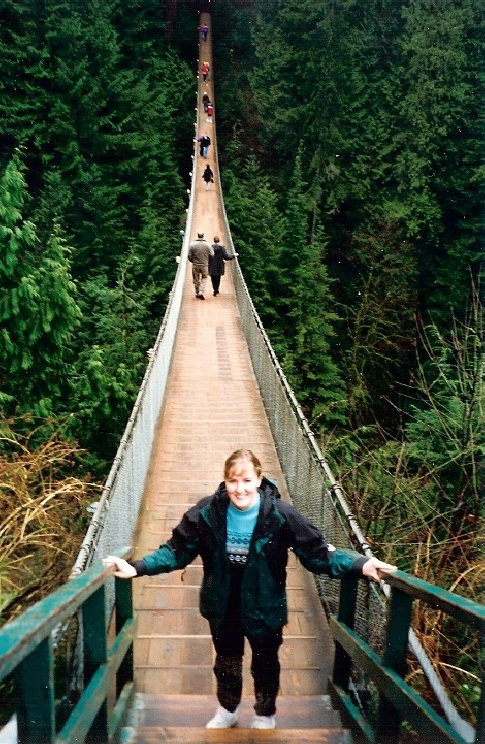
[{"x1": 225, "y1": 459, "x2": 262, "y2": 511}]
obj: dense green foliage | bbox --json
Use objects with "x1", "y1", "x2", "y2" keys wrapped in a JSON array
[
  {"x1": 213, "y1": 0, "x2": 482, "y2": 588},
  {"x1": 0, "y1": 0, "x2": 195, "y2": 470}
]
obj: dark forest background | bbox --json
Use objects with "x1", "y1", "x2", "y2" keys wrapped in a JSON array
[{"x1": 0, "y1": 0, "x2": 482, "y2": 710}]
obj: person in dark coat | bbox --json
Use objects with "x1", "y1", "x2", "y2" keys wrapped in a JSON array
[
  {"x1": 208, "y1": 236, "x2": 237, "y2": 296},
  {"x1": 198, "y1": 134, "x2": 211, "y2": 157},
  {"x1": 202, "y1": 163, "x2": 214, "y2": 191},
  {"x1": 103, "y1": 449, "x2": 396, "y2": 731}
]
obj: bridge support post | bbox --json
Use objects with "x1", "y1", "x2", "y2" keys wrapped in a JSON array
[
  {"x1": 15, "y1": 637, "x2": 55, "y2": 743},
  {"x1": 332, "y1": 575, "x2": 359, "y2": 690},
  {"x1": 375, "y1": 587, "x2": 413, "y2": 743},
  {"x1": 82, "y1": 584, "x2": 109, "y2": 743},
  {"x1": 115, "y1": 576, "x2": 135, "y2": 697}
]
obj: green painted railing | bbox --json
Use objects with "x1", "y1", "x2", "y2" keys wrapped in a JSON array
[
  {"x1": 1, "y1": 552, "x2": 482, "y2": 744},
  {"x1": 0, "y1": 548, "x2": 135, "y2": 744},
  {"x1": 329, "y1": 569, "x2": 484, "y2": 744}
]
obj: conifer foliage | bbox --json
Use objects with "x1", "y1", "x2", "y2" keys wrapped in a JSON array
[
  {"x1": 217, "y1": 0, "x2": 482, "y2": 436},
  {"x1": 0, "y1": 152, "x2": 80, "y2": 416},
  {"x1": 0, "y1": 0, "x2": 194, "y2": 465}
]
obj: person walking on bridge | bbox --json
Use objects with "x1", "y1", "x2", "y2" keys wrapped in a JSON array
[
  {"x1": 202, "y1": 163, "x2": 214, "y2": 191},
  {"x1": 198, "y1": 133, "x2": 211, "y2": 157},
  {"x1": 201, "y1": 62, "x2": 210, "y2": 82},
  {"x1": 104, "y1": 449, "x2": 397, "y2": 731},
  {"x1": 209, "y1": 236, "x2": 237, "y2": 296},
  {"x1": 187, "y1": 231, "x2": 213, "y2": 299}
]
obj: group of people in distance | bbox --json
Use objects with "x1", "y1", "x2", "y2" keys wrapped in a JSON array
[
  {"x1": 198, "y1": 48, "x2": 214, "y2": 192},
  {"x1": 187, "y1": 232, "x2": 237, "y2": 300}
]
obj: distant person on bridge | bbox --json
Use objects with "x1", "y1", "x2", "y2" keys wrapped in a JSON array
[
  {"x1": 201, "y1": 62, "x2": 210, "y2": 82},
  {"x1": 209, "y1": 236, "x2": 237, "y2": 296},
  {"x1": 198, "y1": 133, "x2": 211, "y2": 157},
  {"x1": 104, "y1": 449, "x2": 397, "y2": 731},
  {"x1": 202, "y1": 163, "x2": 214, "y2": 191},
  {"x1": 202, "y1": 91, "x2": 210, "y2": 112},
  {"x1": 199, "y1": 22, "x2": 208, "y2": 41},
  {"x1": 187, "y1": 231, "x2": 213, "y2": 299}
]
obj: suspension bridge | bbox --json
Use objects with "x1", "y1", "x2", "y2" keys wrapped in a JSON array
[{"x1": 0, "y1": 11, "x2": 483, "y2": 744}]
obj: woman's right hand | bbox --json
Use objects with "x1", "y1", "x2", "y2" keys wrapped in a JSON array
[{"x1": 102, "y1": 555, "x2": 137, "y2": 578}]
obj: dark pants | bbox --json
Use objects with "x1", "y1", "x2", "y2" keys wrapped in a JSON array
[
  {"x1": 210, "y1": 275, "x2": 221, "y2": 294},
  {"x1": 210, "y1": 617, "x2": 282, "y2": 716}
]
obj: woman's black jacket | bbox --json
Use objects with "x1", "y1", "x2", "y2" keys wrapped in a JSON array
[
  {"x1": 130, "y1": 477, "x2": 366, "y2": 634},
  {"x1": 208, "y1": 244, "x2": 234, "y2": 276}
]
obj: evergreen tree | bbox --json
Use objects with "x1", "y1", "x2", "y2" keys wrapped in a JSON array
[
  {"x1": 0, "y1": 0, "x2": 49, "y2": 165},
  {"x1": 243, "y1": 0, "x2": 482, "y2": 431},
  {"x1": 287, "y1": 226, "x2": 348, "y2": 430},
  {"x1": 67, "y1": 266, "x2": 154, "y2": 467},
  {"x1": 278, "y1": 152, "x2": 347, "y2": 428},
  {"x1": 396, "y1": 0, "x2": 482, "y2": 317},
  {"x1": 0, "y1": 0, "x2": 195, "y2": 468},
  {"x1": 404, "y1": 281, "x2": 483, "y2": 531},
  {"x1": 341, "y1": 221, "x2": 419, "y2": 426},
  {"x1": 0, "y1": 153, "x2": 80, "y2": 416},
  {"x1": 223, "y1": 147, "x2": 284, "y2": 334}
]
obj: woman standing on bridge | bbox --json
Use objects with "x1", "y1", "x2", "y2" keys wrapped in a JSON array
[
  {"x1": 104, "y1": 449, "x2": 396, "y2": 730},
  {"x1": 208, "y1": 235, "x2": 237, "y2": 296}
]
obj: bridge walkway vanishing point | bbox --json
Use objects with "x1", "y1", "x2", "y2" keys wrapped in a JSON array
[{"x1": 121, "y1": 12, "x2": 352, "y2": 744}]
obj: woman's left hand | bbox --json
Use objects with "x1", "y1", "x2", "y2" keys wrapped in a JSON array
[{"x1": 362, "y1": 557, "x2": 397, "y2": 583}]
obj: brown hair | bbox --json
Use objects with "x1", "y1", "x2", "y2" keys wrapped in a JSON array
[
  {"x1": 213, "y1": 235, "x2": 220, "y2": 243},
  {"x1": 224, "y1": 449, "x2": 262, "y2": 479}
]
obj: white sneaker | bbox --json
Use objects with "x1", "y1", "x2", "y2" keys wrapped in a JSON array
[
  {"x1": 206, "y1": 705, "x2": 238, "y2": 728},
  {"x1": 251, "y1": 715, "x2": 276, "y2": 729}
]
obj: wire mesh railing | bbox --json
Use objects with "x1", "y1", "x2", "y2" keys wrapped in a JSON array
[{"x1": 218, "y1": 200, "x2": 475, "y2": 742}]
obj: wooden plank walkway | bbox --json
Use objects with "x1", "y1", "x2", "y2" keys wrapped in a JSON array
[{"x1": 124, "y1": 13, "x2": 349, "y2": 741}]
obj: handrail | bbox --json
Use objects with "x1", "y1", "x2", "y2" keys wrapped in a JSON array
[
  {"x1": 0, "y1": 548, "x2": 135, "y2": 744},
  {"x1": 330, "y1": 570, "x2": 484, "y2": 744}
]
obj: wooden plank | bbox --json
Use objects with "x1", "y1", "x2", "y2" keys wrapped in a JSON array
[
  {"x1": 134, "y1": 667, "x2": 329, "y2": 697},
  {"x1": 128, "y1": 694, "x2": 342, "y2": 729},
  {"x1": 125, "y1": 727, "x2": 352, "y2": 744}
]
